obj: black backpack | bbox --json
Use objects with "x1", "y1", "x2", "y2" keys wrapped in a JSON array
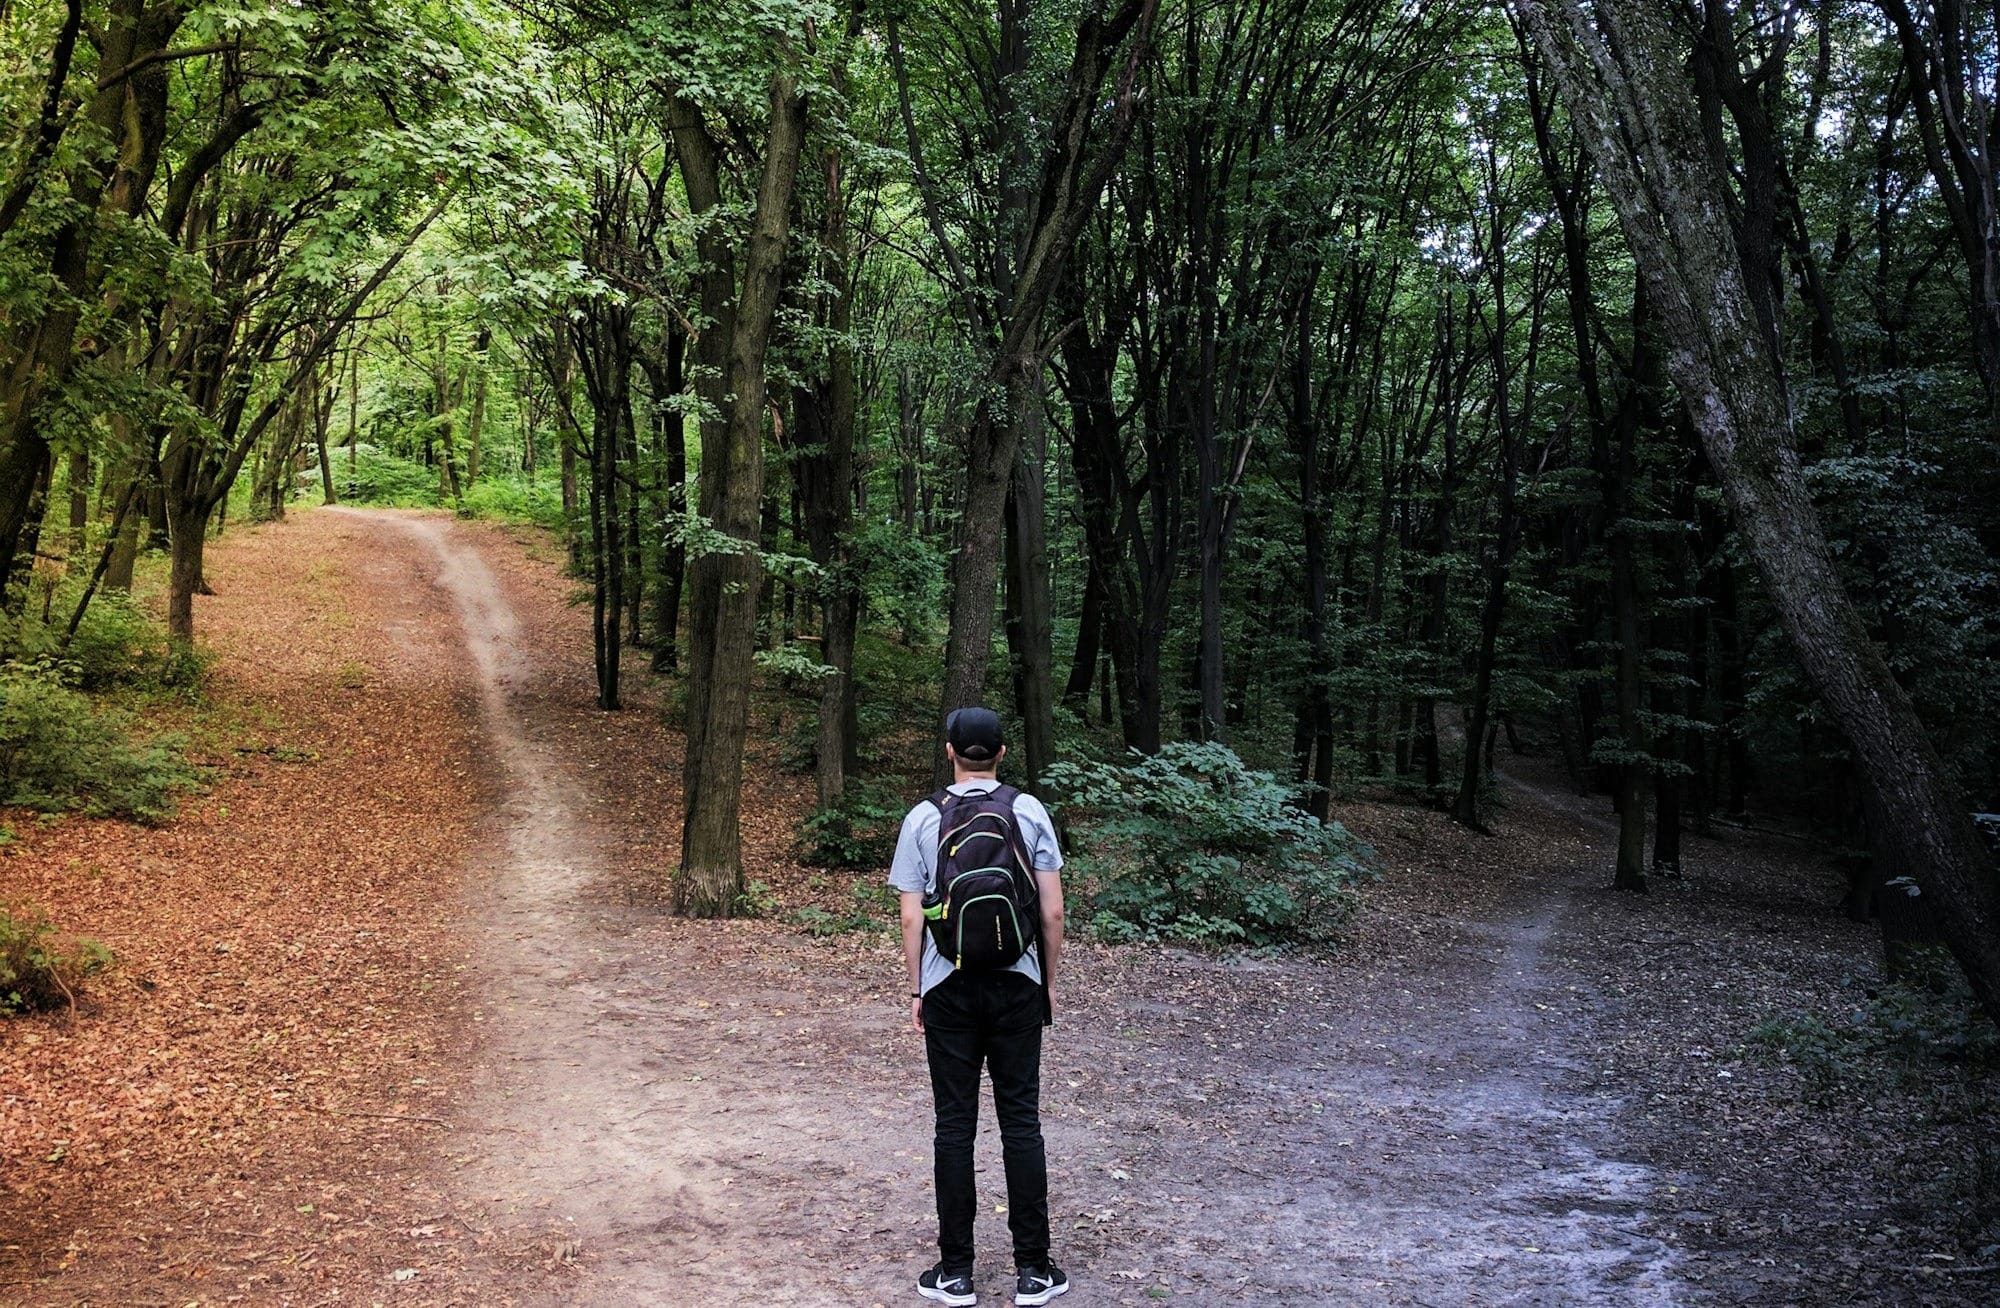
[{"x1": 923, "y1": 784, "x2": 1040, "y2": 972}]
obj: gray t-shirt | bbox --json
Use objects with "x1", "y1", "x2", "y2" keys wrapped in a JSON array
[{"x1": 888, "y1": 779, "x2": 1063, "y2": 996}]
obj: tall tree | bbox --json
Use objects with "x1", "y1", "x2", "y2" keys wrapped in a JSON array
[
  {"x1": 891, "y1": 0, "x2": 1157, "y2": 788},
  {"x1": 669, "y1": 65, "x2": 810, "y2": 917},
  {"x1": 1515, "y1": 0, "x2": 2000, "y2": 1014}
]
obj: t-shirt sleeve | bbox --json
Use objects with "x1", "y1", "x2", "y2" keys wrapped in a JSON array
[
  {"x1": 887, "y1": 802, "x2": 934, "y2": 894},
  {"x1": 1016, "y1": 795, "x2": 1065, "y2": 872}
]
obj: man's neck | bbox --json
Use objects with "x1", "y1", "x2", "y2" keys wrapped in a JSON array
[{"x1": 953, "y1": 770, "x2": 1000, "y2": 787}]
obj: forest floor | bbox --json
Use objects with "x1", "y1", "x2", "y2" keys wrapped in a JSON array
[{"x1": 3, "y1": 507, "x2": 1995, "y2": 1307}]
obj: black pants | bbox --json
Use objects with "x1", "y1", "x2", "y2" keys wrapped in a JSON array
[{"x1": 922, "y1": 969, "x2": 1049, "y2": 1274}]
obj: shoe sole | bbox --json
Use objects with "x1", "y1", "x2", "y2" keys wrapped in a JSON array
[
  {"x1": 1016, "y1": 1283, "x2": 1069, "y2": 1306},
  {"x1": 917, "y1": 1286, "x2": 976, "y2": 1307}
]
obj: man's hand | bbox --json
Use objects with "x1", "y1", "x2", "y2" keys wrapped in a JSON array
[{"x1": 911, "y1": 995, "x2": 925, "y2": 1033}]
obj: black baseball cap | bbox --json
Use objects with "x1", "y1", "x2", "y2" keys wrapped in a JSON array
[{"x1": 945, "y1": 706, "x2": 1005, "y2": 762}]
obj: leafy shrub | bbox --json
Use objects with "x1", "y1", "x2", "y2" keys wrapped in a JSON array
[
  {"x1": 754, "y1": 644, "x2": 835, "y2": 694},
  {"x1": 733, "y1": 878, "x2": 781, "y2": 919},
  {"x1": 1749, "y1": 983, "x2": 2000, "y2": 1098},
  {"x1": 1, "y1": 903, "x2": 114, "y2": 1015},
  {"x1": 1045, "y1": 741, "x2": 1373, "y2": 947},
  {"x1": 801, "y1": 778, "x2": 905, "y2": 869},
  {"x1": 1747, "y1": 1011, "x2": 1849, "y2": 1095},
  {"x1": 329, "y1": 444, "x2": 441, "y2": 506},
  {"x1": 1862, "y1": 984, "x2": 2000, "y2": 1064},
  {"x1": 847, "y1": 521, "x2": 947, "y2": 647},
  {"x1": 0, "y1": 588, "x2": 183, "y2": 691},
  {"x1": 461, "y1": 477, "x2": 567, "y2": 529},
  {"x1": 793, "y1": 878, "x2": 898, "y2": 937},
  {"x1": 0, "y1": 658, "x2": 200, "y2": 822}
]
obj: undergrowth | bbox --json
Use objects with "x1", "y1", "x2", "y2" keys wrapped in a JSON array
[
  {"x1": 0, "y1": 658, "x2": 202, "y2": 822},
  {"x1": 800, "y1": 778, "x2": 904, "y2": 869},
  {"x1": 793, "y1": 878, "x2": 898, "y2": 937},
  {"x1": 1747, "y1": 978, "x2": 2000, "y2": 1099},
  {"x1": 1046, "y1": 740, "x2": 1374, "y2": 948},
  {"x1": 0, "y1": 903, "x2": 114, "y2": 1015},
  {"x1": 327, "y1": 444, "x2": 567, "y2": 530}
]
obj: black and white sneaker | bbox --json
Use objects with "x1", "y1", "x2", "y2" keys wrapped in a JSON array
[
  {"x1": 1015, "y1": 1264, "x2": 1069, "y2": 1305},
  {"x1": 917, "y1": 1264, "x2": 977, "y2": 1306}
]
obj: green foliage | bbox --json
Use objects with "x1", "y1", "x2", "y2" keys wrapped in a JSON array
[
  {"x1": 801, "y1": 779, "x2": 903, "y2": 869},
  {"x1": 0, "y1": 659, "x2": 201, "y2": 823},
  {"x1": 0, "y1": 903, "x2": 114, "y2": 1016},
  {"x1": 793, "y1": 878, "x2": 898, "y2": 937},
  {"x1": 848, "y1": 522, "x2": 947, "y2": 646},
  {"x1": 1746, "y1": 1011, "x2": 1850, "y2": 1096},
  {"x1": 733, "y1": 878, "x2": 781, "y2": 919},
  {"x1": 754, "y1": 644, "x2": 835, "y2": 692},
  {"x1": 0, "y1": 589, "x2": 179, "y2": 692},
  {"x1": 332, "y1": 444, "x2": 444, "y2": 506},
  {"x1": 459, "y1": 476, "x2": 567, "y2": 529},
  {"x1": 1748, "y1": 984, "x2": 2000, "y2": 1099},
  {"x1": 1046, "y1": 742, "x2": 1373, "y2": 947}
]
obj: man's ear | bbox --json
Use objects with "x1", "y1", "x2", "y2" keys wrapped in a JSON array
[
  {"x1": 945, "y1": 743, "x2": 959, "y2": 766},
  {"x1": 994, "y1": 745, "x2": 1007, "y2": 765}
]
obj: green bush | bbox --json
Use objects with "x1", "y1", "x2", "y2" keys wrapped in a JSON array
[
  {"x1": 0, "y1": 589, "x2": 183, "y2": 692},
  {"x1": 1, "y1": 903, "x2": 114, "y2": 1015},
  {"x1": 460, "y1": 476, "x2": 567, "y2": 528},
  {"x1": 328, "y1": 443, "x2": 441, "y2": 506},
  {"x1": 793, "y1": 878, "x2": 898, "y2": 937},
  {"x1": 1749, "y1": 983, "x2": 2000, "y2": 1098},
  {"x1": 1747, "y1": 1011, "x2": 1850, "y2": 1095},
  {"x1": 0, "y1": 658, "x2": 201, "y2": 822},
  {"x1": 733, "y1": 878, "x2": 781, "y2": 918},
  {"x1": 1046, "y1": 741, "x2": 1373, "y2": 947},
  {"x1": 801, "y1": 778, "x2": 905, "y2": 869}
]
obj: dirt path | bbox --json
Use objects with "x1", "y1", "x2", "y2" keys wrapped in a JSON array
[
  {"x1": 308, "y1": 509, "x2": 1685, "y2": 1307},
  {"x1": 20, "y1": 508, "x2": 1977, "y2": 1306}
]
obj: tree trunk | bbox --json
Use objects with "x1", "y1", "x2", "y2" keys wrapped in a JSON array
[
  {"x1": 104, "y1": 467, "x2": 143, "y2": 592},
  {"x1": 1519, "y1": 0, "x2": 2000, "y2": 1014},
  {"x1": 673, "y1": 77, "x2": 808, "y2": 918},
  {"x1": 1193, "y1": 320, "x2": 1228, "y2": 742},
  {"x1": 0, "y1": 0, "x2": 177, "y2": 580},
  {"x1": 623, "y1": 414, "x2": 644, "y2": 649},
  {"x1": 465, "y1": 329, "x2": 490, "y2": 486},
  {"x1": 313, "y1": 359, "x2": 337, "y2": 506},
  {"x1": 1063, "y1": 559, "x2": 1103, "y2": 710},
  {"x1": 1290, "y1": 285, "x2": 1334, "y2": 821},
  {"x1": 66, "y1": 449, "x2": 88, "y2": 561},
  {"x1": 165, "y1": 498, "x2": 207, "y2": 641},
  {"x1": 647, "y1": 327, "x2": 688, "y2": 672},
  {"x1": 3, "y1": 452, "x2": 52, "y2": 613},
  {"x1": 937, "y1": 395, "x2": 1017, "y2": 779},
  {"x1": 1003, "y1": 365, "x2": 1057, "y2": 790}
]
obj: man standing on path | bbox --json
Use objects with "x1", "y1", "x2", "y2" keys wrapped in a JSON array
[{"x1": 890, "y1": 707, "x2": 1069, "y2": 1306}]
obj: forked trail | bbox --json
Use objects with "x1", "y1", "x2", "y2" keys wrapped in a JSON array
[{"x1": 357, "y1": 507, "x2": 1685, "y2": 1307}]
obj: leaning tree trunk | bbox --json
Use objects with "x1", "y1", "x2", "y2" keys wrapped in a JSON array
[{"x1": 1517, "y1": 0, "x2": 2000, "y2": 1015}]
